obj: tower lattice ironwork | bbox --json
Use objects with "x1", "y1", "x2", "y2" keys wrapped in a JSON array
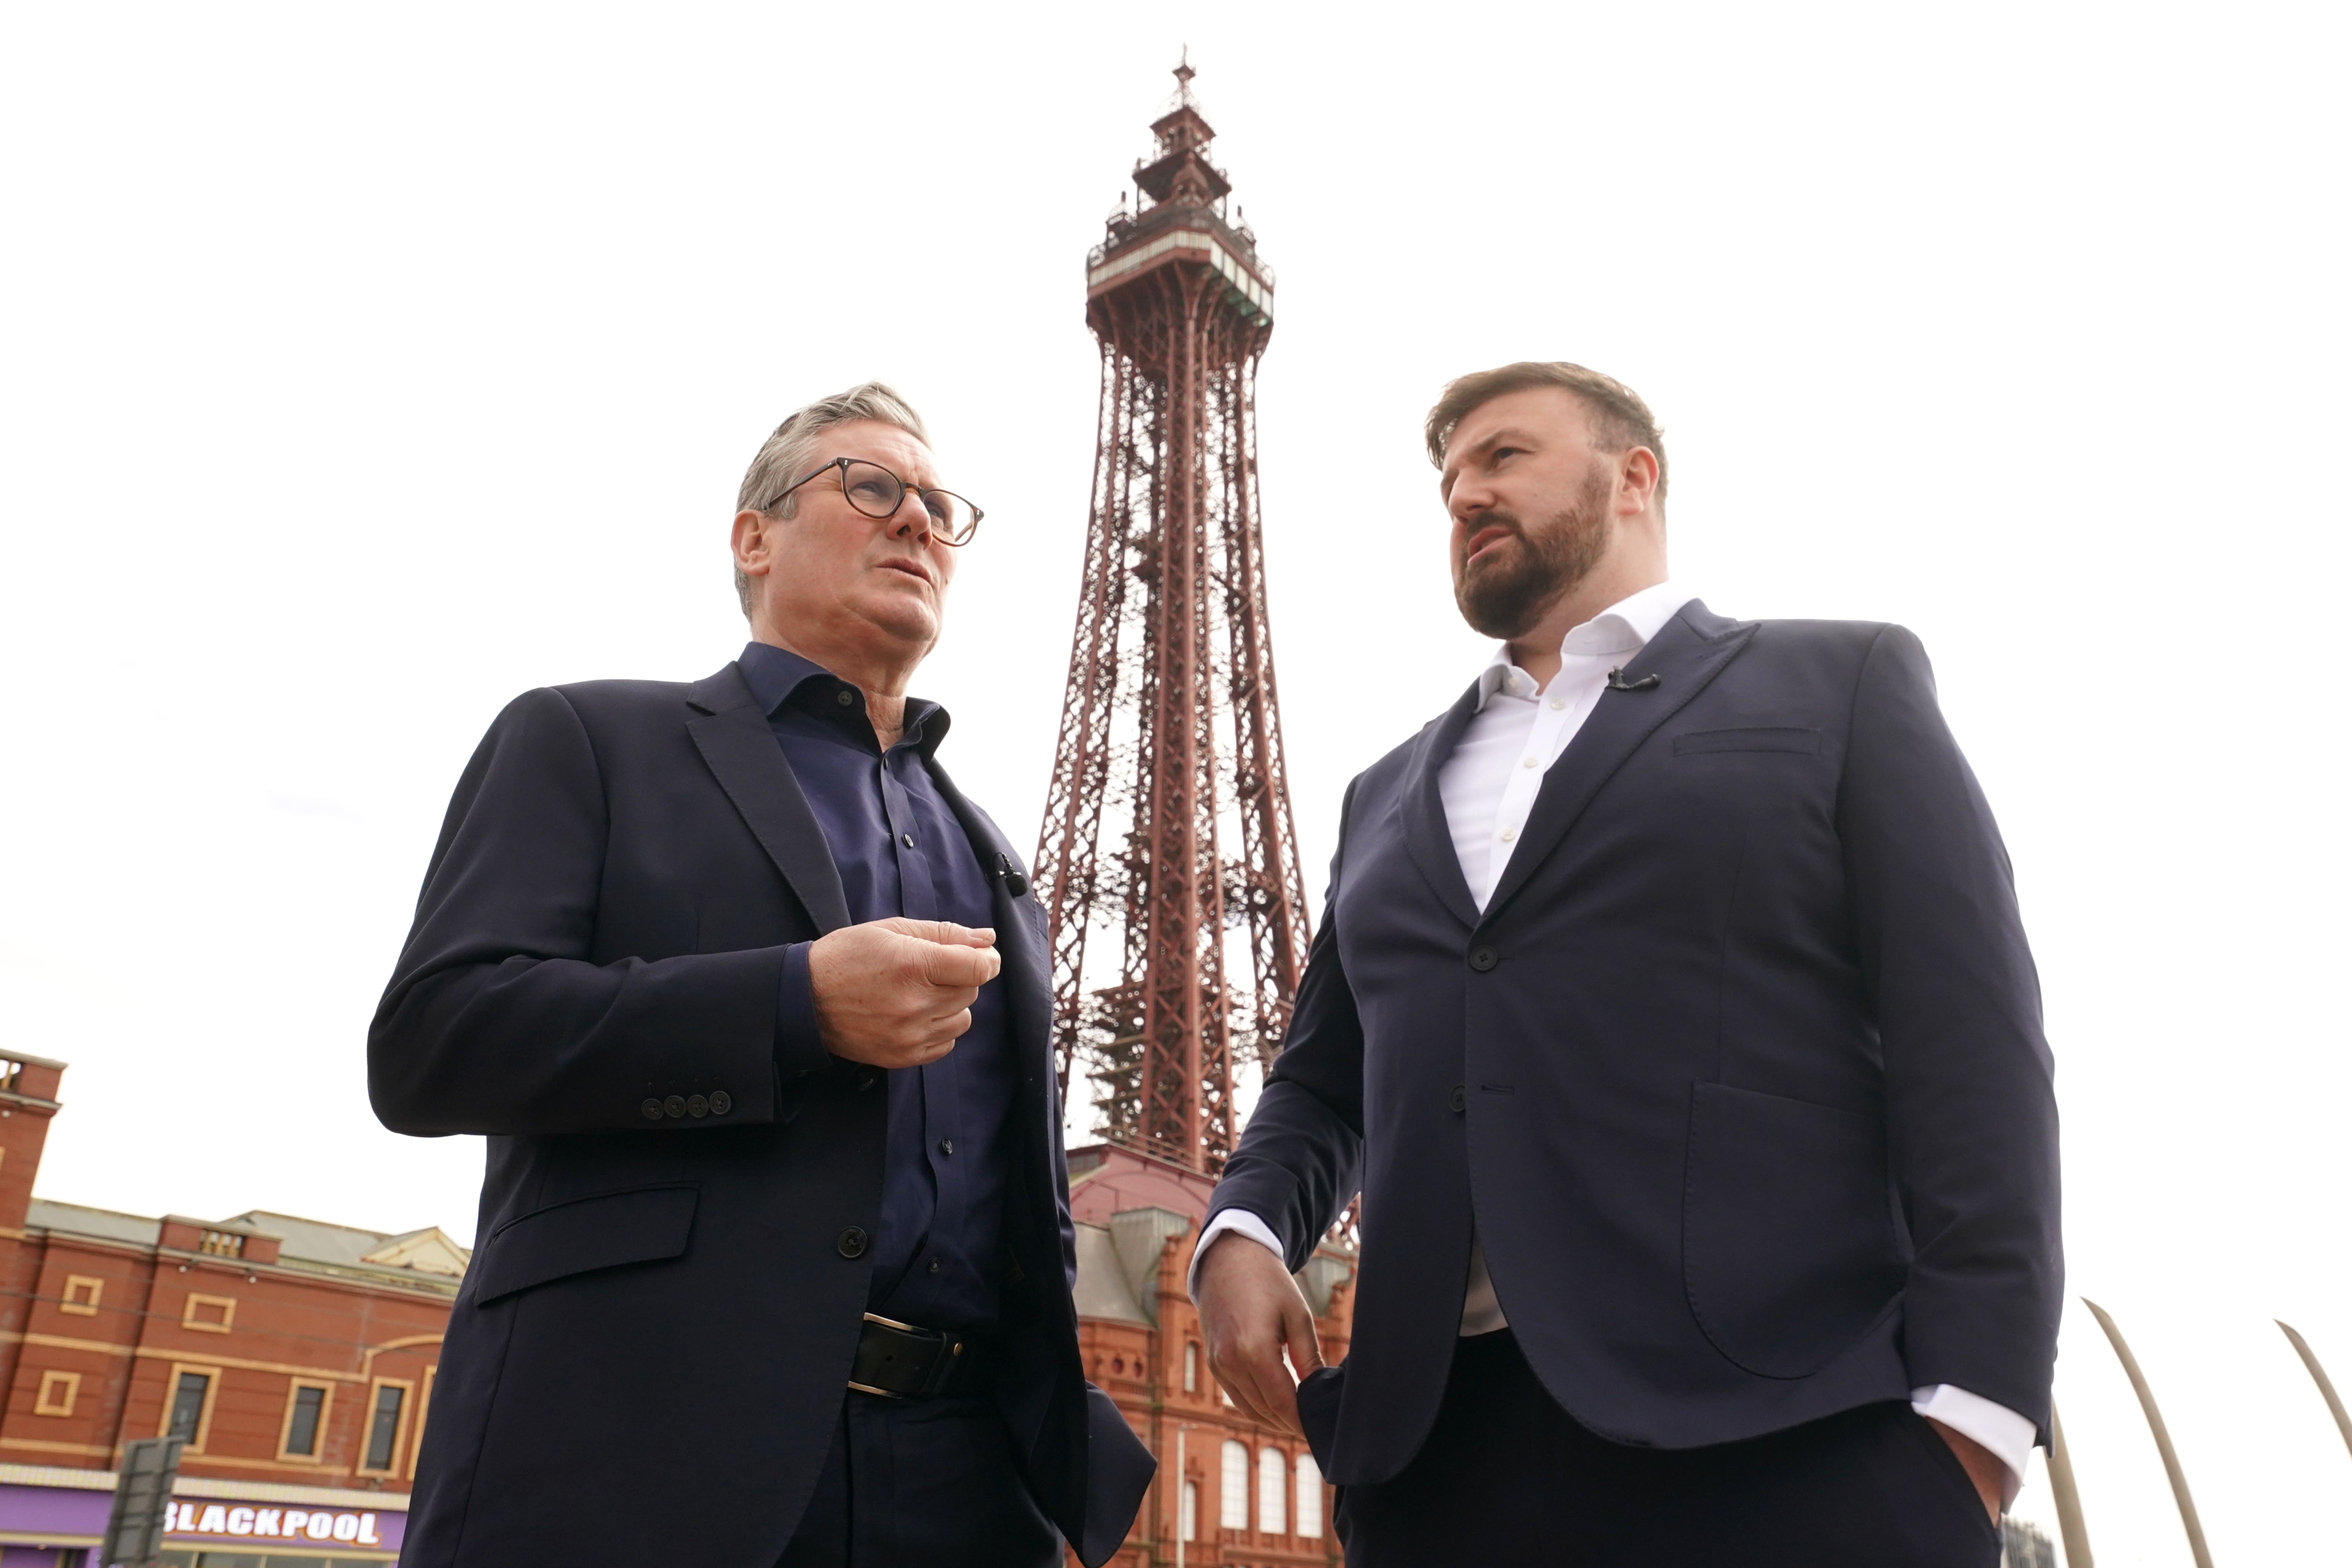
[{"x1": 1033, "y1": 61, "x2": 1310, "y2": 1173}]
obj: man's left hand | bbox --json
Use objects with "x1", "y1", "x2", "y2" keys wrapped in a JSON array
[{"x1": 1926, "y1": 1419, "x2": 2004, "y2": 1523}]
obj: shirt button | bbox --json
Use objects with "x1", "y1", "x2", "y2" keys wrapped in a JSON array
[
  {"x1": 928, "y1": 1257, "x2": 943, "y2": 1275},
  {"x1": 835, "y1": 689, "x2": 855, "y2": 707},
  {"x1": 939, "y1": 1138, "x2": 955, "y2": 1155},
  {"x1": 1550, "y1": 697, "x2": 1566, "y2": 710},
  {"x1": 1499, "y1": 828, "x2": 1516, "y2": 842},
  {"x1": 1522, "y1": 757, "x2": 1538, "y2": 768},
  {"x1": 901, "y1": 833, "x2": 915, "y2": 848}
]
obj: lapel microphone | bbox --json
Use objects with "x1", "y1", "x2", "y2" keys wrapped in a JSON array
[
  {"x1": 1606, "y1": 668, "x2": 1661, "y2": 692},
  {"x1": 993, "y1": 853, "x2": 1031, "y2": 898}
]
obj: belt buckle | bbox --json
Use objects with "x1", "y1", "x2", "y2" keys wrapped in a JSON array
[{"x1": 848, "y1": 1312, "x2": 963, "y2": 1400}]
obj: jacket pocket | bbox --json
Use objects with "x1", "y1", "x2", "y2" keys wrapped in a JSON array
[
  {"x1": 472, "y1": 1184, "x2": 699, "y2": 1306},
  {"x1": 1681, "y1": 1083, "x2": 1903, "y2": 1378},
  {"x1": 1672, "y1": 727, "x2": 1821, "y2": 756}
]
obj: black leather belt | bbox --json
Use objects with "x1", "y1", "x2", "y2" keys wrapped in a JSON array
[{"x1": 848, "y1": 1313, "x2": 997, "y2": 1400}]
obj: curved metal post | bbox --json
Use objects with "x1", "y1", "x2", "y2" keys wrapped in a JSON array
[
  {"x1": 2082, "y1": 1299, "x2": 2212, "y2": 1568},
  {"x1": 2275, "y1": 1320, "x2": 2352, "y2": 1462},
  {"x1": 2044, "y1": 1399, "x2": 2094, "y2": 1568}
]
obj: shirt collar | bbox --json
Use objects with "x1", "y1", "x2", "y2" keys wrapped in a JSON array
[
  {"x1": 737, "y1": 641, "x2": 949, "y2": 754},
  {"x1": 1473, "y1": 580, "x2": 1692, "y2": 709}
]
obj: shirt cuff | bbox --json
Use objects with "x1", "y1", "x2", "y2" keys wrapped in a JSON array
[
  {"x1": 773, "y1": 941, "x2": 830, "y2": 1080},
  {"x1": 1910, "y1": 1383, "x2": 2034, "y2": 1503},
  {"x1": 1187, "y1": 1209, "x2": 1287, "y2": 1304}
]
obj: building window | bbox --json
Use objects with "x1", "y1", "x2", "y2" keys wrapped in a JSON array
[
  {"x1": 410, "y1": 1365, "x2": 437, "y2": 1475},
  {"x1": 164, "y1": 1370, "x2": 213, "y2": 1445},
  {"x1": 1183, "y1": 1341, "x2": 1199, "y2": 1393},
  {"x1": 1181, "y1": 1479, "x2": 1199, "y2": 1542},
  {"x1": 34, "y1": 1370, "x2": 80, "y2": 1417},
  {"x1": 279, "y1": 1382, "x2": 332, "y2": 1460},
  {"x1": 1257, "y1": 1446, "x2": 1286, "y2": 1534},
  {"x1": 360, "y1": 1381, "x2": 410, "y2": 1474},
  {"x1": 181, "y1": 1292, "x2": 236, "y2": 1334},
  {"x1": 60, "y1": 1274, "x2": 104, "y2": 1316},
  {"x1": 1219, "y1": 1440, "x2": 1249, "y2": 1529},
  {"x1": 1295, "y1": 1452, "x2": 1324, "y2": 1538}
]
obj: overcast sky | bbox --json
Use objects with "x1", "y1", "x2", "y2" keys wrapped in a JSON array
[{"x1": 5, "y1": 1, "x2": 2348, "y2": 1559}]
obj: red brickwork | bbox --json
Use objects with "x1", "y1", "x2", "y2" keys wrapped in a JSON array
[
  {"x1": 0, "y1": 1055, "x2": 457, "y2": 1493},
  {"x1": 1068, "y1": 1145, "x2": 1354, "y2": 1568}
]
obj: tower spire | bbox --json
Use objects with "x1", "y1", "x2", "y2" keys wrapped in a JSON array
[{"x1": 1035, "y1": 69, "x2": 1303, "y2": 1172}]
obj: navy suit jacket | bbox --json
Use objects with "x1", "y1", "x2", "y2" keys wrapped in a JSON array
[
  {"x1": 370, "y1": 662, "x2": 1153, "y2": 1567},
  {"x1": 1212, "y1": 602, "x2": 2062, "y2": 1485}
]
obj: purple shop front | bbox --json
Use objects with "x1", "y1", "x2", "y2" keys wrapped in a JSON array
[{"x1": 0, "y1": 1464, "x2": 406, "y2": 1564}]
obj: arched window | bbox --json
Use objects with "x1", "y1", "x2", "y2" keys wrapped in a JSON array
[
  {"x1": 1181, "y1": 1479, "x2": 1199, "y2": 1542},
  {"x1": 1183, "y1": 1341, "x2": 1199, "y2": 1393},
  {"x1": 1219, "y1": 1440, "x2": 1249, "y2": 1529},
  {"x1": 1258, "y1": 1446, "x2": 1287, "y2": 1534},
  {"x1": 1295, "y1": 1452, "x2": 1324, "y2": 1539}
]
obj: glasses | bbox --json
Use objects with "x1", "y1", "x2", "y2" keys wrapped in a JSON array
[{"x1": 766, "y1": 458, "x2": 984, "y2": 546}]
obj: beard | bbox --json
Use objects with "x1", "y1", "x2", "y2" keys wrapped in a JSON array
[{"x1": 1452, "y1": 464, "x2": 1613, "y2": 639}]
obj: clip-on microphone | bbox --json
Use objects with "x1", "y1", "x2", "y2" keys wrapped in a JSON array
[{"x1": 1605, "y1": 667, "x2": 1661, "y2": 692}]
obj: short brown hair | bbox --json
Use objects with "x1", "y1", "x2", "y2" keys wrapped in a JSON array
[{"x1": 1423, "y1": 361, "x2": 1668, "y2": 506}]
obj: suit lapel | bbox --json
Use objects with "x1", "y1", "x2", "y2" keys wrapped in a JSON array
[
  {"x1": 1401, "y1": 685, "x2": 1487, "y2": 931},
  {"x1": 1482, "y1": 601, "x2": 1757, "y2": 923},
  {"x1": 684, "y1": 664, "x2": 853, "y2": 934}
]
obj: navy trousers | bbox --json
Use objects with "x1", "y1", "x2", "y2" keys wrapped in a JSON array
[
  {"x1": 1336, "y1": 1331, "x2": 2004, "y2": 1567},
  {"x1": 776, "y1": 1390, "x2": 1062, "y2": 1568}
]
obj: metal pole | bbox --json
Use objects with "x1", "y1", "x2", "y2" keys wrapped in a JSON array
[
  {"x1": 1174, "y1": 1424, "x2": 1185, "y2": 1568},
  {"x1": 2044, "y1": 1399, "x2": 2094, "y2": 1568},
  {"x1": 2082, "y1": 1299, "x2": 2213, "y2": 1568},
  {"x1": 2275, "y1": 1320, "x2": 2352, "y2": 1463}
]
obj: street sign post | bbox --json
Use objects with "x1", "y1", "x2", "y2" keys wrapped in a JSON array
[{"x1": 100, "y1": 1435, "x2": 182, "y2": 1568}]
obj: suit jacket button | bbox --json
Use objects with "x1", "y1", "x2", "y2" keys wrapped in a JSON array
[
  {"x1": 709, "y1": 1090, "x2": 733, "y2": 1116},
  {"x1": 857, "y1": 1070, "x2": 880, "y2": 1092},
  {"x1": 837, "y1": 1226, "x2": 869, "y2": 1259},
  {"x1": 664, "y1": 1095, "x2": 686, "y2": 1118},
  {"x1": 686, "y1": 1094, "x2": 709, "y2": 1118},
  {"x1": 640, "y1": 1098, "x2": 664, "y2": 1121},
  {"x1": 1469, "y1": 946, "x2": 1499, "y2": 972},
  {"x1": 1450, "y1": 1084, "x2": 1467, "y2": 1113}
]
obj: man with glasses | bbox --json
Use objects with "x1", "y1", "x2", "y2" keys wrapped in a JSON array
[{"x1": 371, "y1": 383, "x2": 1152, "y2": 1568}]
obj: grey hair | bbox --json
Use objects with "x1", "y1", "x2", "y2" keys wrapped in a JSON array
[{"x1": 732, "y1": 381, "x2": 934, "y2": 617}]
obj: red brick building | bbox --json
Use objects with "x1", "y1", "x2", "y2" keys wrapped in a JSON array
[
  {"x1": 0, "y1": 1056, "x2": 460, "y2": 1564},
  {"x1": 1068, "y1": 1145, "x2": 1355, "y2": 1568},
  {"x1": 0, "y1": 1056, "x2": 1356, "y2": 1567}
]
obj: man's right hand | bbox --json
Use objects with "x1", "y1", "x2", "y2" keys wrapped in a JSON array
[
  {"x1": 1196, "y1": 1230, "x2": 1324, "y2": 1438},
  {"x1": 808, "y1": 918, "x2": 1001, "y2": 1071}
]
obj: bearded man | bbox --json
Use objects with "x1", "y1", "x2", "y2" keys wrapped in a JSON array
[{"x1": 1192, "y1": 363, "x2": 2060, "y2": 1564}]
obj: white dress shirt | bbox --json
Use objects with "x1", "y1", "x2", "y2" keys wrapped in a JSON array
[{"x1": 1190, "y1": 581, "x2": 2033, "y2": 1494}]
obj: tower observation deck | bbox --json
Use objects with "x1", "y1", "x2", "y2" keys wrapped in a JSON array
[{"x1": 1034, "y1": 60, "x2": 1309, "y2": 1173}]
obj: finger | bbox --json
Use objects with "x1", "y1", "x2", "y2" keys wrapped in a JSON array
[
  {"x1": 1281, "y1": 1293, "x2": 1326, "y2": 1377},
  {"x1": 886, "y1": 918, "x2": 996, "y2": 948},
  {"x1": 1211, "y1": 1339, "x2": 1290, "y2": 1433},
  {"x1": 917, "y1": 944, "x2": 1000, "y2": 989}
]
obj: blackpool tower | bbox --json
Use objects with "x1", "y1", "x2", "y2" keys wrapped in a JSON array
[{"x1": 1032, "y1": 61, "x2": 1311, "y2": 1173}]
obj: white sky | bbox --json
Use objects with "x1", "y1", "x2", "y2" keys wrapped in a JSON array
[{"x1": 4, "y1": 2, "x2": 2347, "y2": 1559}]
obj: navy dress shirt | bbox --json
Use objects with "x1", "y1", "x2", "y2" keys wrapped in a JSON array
[{"x1": 737, "y1": 642, "x2": 1015, "y2": 1332}]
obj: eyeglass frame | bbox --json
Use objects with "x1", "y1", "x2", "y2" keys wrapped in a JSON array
[{"x1": 763, "y1": 456, "x2": 985, "y2": 547}]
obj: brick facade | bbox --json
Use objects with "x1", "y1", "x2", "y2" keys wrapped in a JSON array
[
  {"x1": 1067, "y1": 1144, "x2": 1354, "y2": 1568},
  {"x1": 0, "y1": 1055, "x2": 458, "y2": 1562}
]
